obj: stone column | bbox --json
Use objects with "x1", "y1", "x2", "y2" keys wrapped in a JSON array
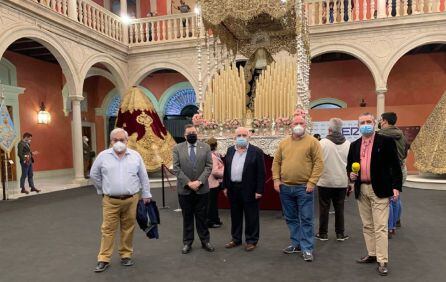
[
  {"x1": 120, "y1": 0, "x2": 128, "y2": 16},
  {"x1": 377, "y1": 0, "x2": 387, "y2": 18},
  {"x1": 67, "y1": 0, "x2": 78, "y2": 21},
  {"x1": 376, "y1": 89, "x2": 386, "y2": 117},
  {"x1": 120, "y1": 0, "x2": 129, "y2": 43},
  {"x1": 70, "y1": 96, "x2": 85, "y2": 180}
]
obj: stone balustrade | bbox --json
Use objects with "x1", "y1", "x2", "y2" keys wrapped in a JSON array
[{"x1": 26, "y1": 0, "x2": 446, "y2": 45}]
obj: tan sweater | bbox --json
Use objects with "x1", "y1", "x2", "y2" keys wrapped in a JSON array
[{"x1": 272, "y1": 135, "x2": 324, "y2": 186}]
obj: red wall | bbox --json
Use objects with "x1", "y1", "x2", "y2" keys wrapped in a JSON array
[
  {"x1": 3, "y1": 51, "x2": 73, "y2": 172},
  {"x1": 92, "y1": 0, "x2": 104, "y2": 6},
  {"x1": 139, "y1": 72, "x2": 187, "y2": 99}
]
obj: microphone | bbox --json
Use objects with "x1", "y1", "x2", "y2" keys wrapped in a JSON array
[{"x1": 352, "y1": 162, "x2": 360, "y2": 174}]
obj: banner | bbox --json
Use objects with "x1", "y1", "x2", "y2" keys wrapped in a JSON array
[
  {"x1": 312, "y1": 120, "x2": 361, "y2": 142},
  {"x1": 0, "y1": 102, "x2": 18, "y2": 154}
]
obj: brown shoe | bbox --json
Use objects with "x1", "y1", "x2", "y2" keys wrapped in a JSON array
[
  {"x1": 245, "y1": 243, "x2": 256, "y2": 252},
  {"x1": 225, "y1": 241, "x2": 241, "y2": 249},
  {"x1": 356, "y1": 255, "x2": 377, "y2": 263},
  {"x1": 21, "y1": 189, "x2": 29, "y2": 194},
  {"x1": 377, "y1": 262, "x2": 389, "y2": 276},
  {"x1": 30, "y1": 188, "x2": 41, "y2": 193}
]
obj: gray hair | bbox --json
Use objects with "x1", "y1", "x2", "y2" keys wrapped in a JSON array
[
  {"x1": 359, "y1": 112, "x2": 375, "y2": 120},
  {"x1": 328, "y1": 118, "x2": 343, "y2": 133},
  {"x1": 110, "y1": 128, "x2": 129, "y2": 140}
]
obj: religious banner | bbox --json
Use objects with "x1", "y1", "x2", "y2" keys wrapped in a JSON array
[
  {"x1": 0, "y1": 102, "x2": 18, "y2": 154},
  {"x1": 312, "y1": 120, "x2": 361, "y2": 142}
]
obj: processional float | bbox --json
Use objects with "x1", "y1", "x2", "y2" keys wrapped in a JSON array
[{"x1": 192, "y1": 0, "x2": 312, "y2": 154}]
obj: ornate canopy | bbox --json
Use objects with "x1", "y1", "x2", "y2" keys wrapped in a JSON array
[{"x1": 200, "y1": 0, "x2": 306, "y2": 58}]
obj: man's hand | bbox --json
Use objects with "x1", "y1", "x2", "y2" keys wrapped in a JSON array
[
  {"x1": 392, "y1": 189, "x2": 400, "y2": 201},
  {"x1": 306, "y1": 182, "x2": 315, "y2": 193},
  {"x1": 273, "y1": 180, "x2": 282, "y2": 193},
  {"x1": 188, "y1": 181, "x2": 201, "y2": 191},
  {"x1": 255, "y1": 193, "x2": 262, "y2": 200},
  {"x1": 223, "y1": 188, "x2": 228, "y2": 197},
  {"x1": 350, "y1": 172, "x2": 358, "y2": 181},
  {"x1": 142, "y1": 197, "x2": 151, "y2": 204}
]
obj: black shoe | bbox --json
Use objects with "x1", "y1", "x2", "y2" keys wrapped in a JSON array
[
  {"x1": 94, "y1": 261, "x2": 109, "y2": 273},
  {"x1": 356, "y1": 255, "x2": 377, "y2": 264},
  {"x1": 315, "y1": 233, "x2": 328, "y2": 241},
  {"x1": 182, "y1": 244, "x2": 192, "y2": 254},
  {"x1": 201, "y1": 242, "x2": 215, "y2": 252},
  {"x1": 282, "y1": 245, "x2": 301, "y2": 254},
  {"x1": 30, "y1": 188, "x2": 41, "y2": 193},
  {"x1": 336, "y1": 234, "x2": 350, "y2": 241},
  {"x1": 120, "y1": 258, "x2": 134, "y2": 266},
  {"x1": 377, "y1": 262, "x2": 389, "y2": 276}
]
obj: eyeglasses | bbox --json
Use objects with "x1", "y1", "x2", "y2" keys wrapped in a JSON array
[{"x1": 112, "y1": 138, "x2": 126, "y2": 142}]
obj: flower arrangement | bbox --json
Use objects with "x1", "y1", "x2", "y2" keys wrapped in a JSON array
[
  {"x1": 192, "y1": 113, "x2": 204, "y2": 126},
  {"x1": 275, "y1": 117, "x2": 292, "y2": 127},
  {"x1": 251, "y1": 118, "x2": 261, "y2": 129},
  {"x1": 230, "y1": 119, "x2": 241, "y2": 129},
  {"x1": 205, "y1": 119, "x2": 219, "y2": 130},
  {"x1": 260, "y1": 117, "x2": 271, "y2": 128}
]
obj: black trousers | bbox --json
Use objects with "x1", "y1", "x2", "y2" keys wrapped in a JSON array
[
  {"x1": 178, "y1": 192, "x2": 210, "y2": 245},
  {"x1": 207, "y1": 186, "x2": 222, "y2": 225},
  {"x1": 318, "y1": 187, "x2": 347, "y2": 235},
  {"x1": 229, "y1": 183, "x2": 260, "y2": 245}
]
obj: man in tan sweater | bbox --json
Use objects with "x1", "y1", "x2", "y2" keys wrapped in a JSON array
[{"x1": 272, "y1": 115, "x2": 324, "y2": 262}]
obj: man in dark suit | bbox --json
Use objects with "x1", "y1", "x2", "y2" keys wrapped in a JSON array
[
  {"x1": 347, "y1": 113, "x2": 402, "y2": 276},
  {"x1": 173, "y1": 124, "x2": 214, "y2": 254},
  {"x1": 223, "y1": 127, "x2": 266, "y2": 252},
  {"x1": 17, "y1": 132, "x2": 40, "y2": 194}
]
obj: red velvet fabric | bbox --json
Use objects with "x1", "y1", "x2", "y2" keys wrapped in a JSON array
[
  {"x1": 218, "y1": 154, "x2": 282, "y2": 210},
  {"x1": 116, "y1": 110, "x2": 169, "y2": 141}
]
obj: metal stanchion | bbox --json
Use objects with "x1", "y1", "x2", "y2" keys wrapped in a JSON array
[{"x1": 160, "y1": 164, "x2": 169, "y2": 209}]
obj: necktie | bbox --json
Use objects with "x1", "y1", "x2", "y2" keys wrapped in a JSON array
[{"x1": 190, "y1": 145, "x2": 196, "y2": 166}]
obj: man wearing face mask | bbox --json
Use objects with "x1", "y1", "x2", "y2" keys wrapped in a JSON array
[
  {"x1": 173, "y1": 124, "x2": 214, "y2": 254},
  {"x1": 222, "y1": 127, "x2": 265, "y2": 252},
  {"x1": 90, "y1": 128, "x2": 152, "y2": 273},
  {"x1": 272, "y1": 115, "x2": 324, "y2": 262},
  {"x1": 347, "y1": 113, "x2": 402, "y2": 276},
  {"x1": 17, "y1": 132, "x2": 40, "y2": 194}
]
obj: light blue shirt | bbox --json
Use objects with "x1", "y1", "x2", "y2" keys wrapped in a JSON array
[
  {"x1": 230, "y1": 145, "x2": 249, "y2": 182},
  {"x1": 90, "y1": 148, "x2": 152, "y2": 198}
]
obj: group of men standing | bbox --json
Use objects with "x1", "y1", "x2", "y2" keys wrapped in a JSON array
[{"x1": 89, "y1": 111, "x2": 406, "y2": 277}]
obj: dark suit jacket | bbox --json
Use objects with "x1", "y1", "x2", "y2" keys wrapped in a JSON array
[
  {"x1": 173, "y1": 141, "x2": 213, "y2": 195},
  {"x1": 17, "y1": 140, "x2": 34, "y2": 163},
  {"x1": 347, "y1": 134, "x2": 402, "y2": 199},
  {"x1": 223, "y1": 144, "x2": 266, "y2": 202}
]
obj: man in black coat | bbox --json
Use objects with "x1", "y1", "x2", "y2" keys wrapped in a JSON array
[
  {"x1": 17, "y1": 132, "x2": 40, "y2": 194},
  {"x1": 223, "y1": 127, "x2": 266, "y2": 252},
  {"x1": 347, "y1": 113, "x2": 402, "y2": 276}
]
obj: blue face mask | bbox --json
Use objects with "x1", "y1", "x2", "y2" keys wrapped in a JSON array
[
  {"x1": 236, "y1": 137, "x2": 248, "y2": 148},
  {"x1": 360, "y1": 124, "x2": 374, "y2": 135}
]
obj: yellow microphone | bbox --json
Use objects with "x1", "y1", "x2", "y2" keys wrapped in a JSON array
[{"x1": 352, "y1": 162, "x2": 360, "y2": 174}]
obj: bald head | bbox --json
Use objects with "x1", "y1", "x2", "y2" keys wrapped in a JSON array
[
  {"x1": 235, "y1": 127, "x2": 250, "y2": 137},
  {"x1": 292, "y1": 116, "x2": 306, "y2": 127}
]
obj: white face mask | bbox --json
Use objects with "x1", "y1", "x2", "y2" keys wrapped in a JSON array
[
  {"x1": 292, "y1": 125, "x2": 305, "y2": 136},
  {"x1": 113, "y1": 141, "x2": 127, "y2": 153}
]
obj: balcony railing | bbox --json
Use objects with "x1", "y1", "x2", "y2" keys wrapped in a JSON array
[
  {"x1": 26, "y1": 0, "x2": 446, "y2": 45},
  {"x1": 306, "y1": 0, "x2": 445, "y2": 25},
  {"x1": 128, "y1": 13, "x2": 198, "y2": 46}
]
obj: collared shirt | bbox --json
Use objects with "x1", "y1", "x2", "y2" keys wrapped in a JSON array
[
  {"x1": 231, "y1": 145, "x2": 249, "y2": 182},
  {"x1": 90, "y1": 148, "x2": 152, "y2": 198},
  {"x1": 188, "y1": 143, "x2": 196, "y2": 157},
  {"x1": 360, "y1": 133, "x2": 375, "y2": 183}
]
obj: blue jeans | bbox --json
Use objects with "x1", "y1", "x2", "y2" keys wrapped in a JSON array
[
  {"x1": 20, "y1": 161, "x2": 35, "y2": 189},
  {"x1": 388, "y1": 197, "x2": 401, "y2": 230},
  {"x1": 279, "y1": 184, "x2": 314, "y2": 252}
]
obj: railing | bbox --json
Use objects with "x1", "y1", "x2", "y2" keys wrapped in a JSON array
[
  {"x1": 33, "y1": 0, "x2": 69, "y2": 16},
  {"x1": 306, "y1": 0, "x2": 446, "y2": 26},
  {"x1": 26, "y1": 0, "x2": 446, "y2": 44},
  {"x1": 76, "y1": 0, "x2": 123, "y2": 42},
  {"x1": 128, "y1": 13, "x2": 197, "y2": 46}
]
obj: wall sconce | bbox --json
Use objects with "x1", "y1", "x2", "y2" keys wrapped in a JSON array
[
  {"x1": 37, "y1": 102, "x2": 51, "y2": 124},
  {"x1": 360, "y1": 98, "x2": 367, "y2": 107}
]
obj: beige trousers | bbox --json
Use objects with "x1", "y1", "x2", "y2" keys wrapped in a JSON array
[
  {"x1": 97, "y1": 195, "x2": 139, "y2": 262},
  {"x1": 357, "y1": 184, "x2": 390, "y2": 263}
]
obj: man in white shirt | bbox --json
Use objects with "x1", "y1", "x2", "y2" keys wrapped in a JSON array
[
  {"x1": 315, "y1": 118, "x2": 351, "y2": 242},
  {"x1": 90, "y1": 128, "x2": 151, "y2": 273}
]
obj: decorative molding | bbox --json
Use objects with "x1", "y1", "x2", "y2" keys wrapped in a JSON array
[{"x1": 310, "y1": 98, "x2": 347, "y2": 109}]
